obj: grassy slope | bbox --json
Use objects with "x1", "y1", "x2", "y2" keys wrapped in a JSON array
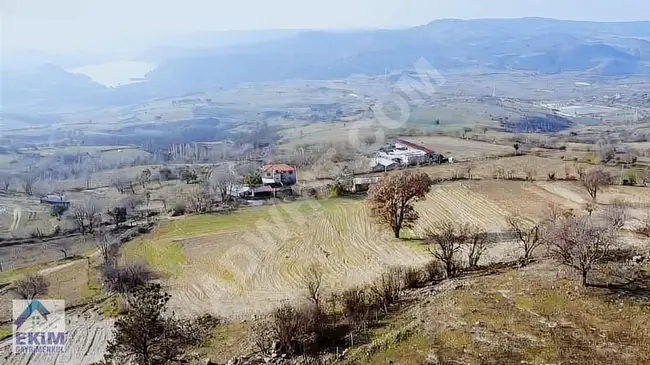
[
  {"x1": 343, "y1": 262, "x2": 650, "y2": 365},
  {"x1": 120, "y1": 198, "x2": 355, "y2": 278}
]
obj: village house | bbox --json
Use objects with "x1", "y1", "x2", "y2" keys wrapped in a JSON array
[
  {"x1": 39, "y1": 195, "x2": 70, "y2": 208},
  {"x1": 261, "y1": 163, "x2": 297, "y2": 187},
  {"x1": 373, "y1": 138, "x2": 437, "y2": 168}
]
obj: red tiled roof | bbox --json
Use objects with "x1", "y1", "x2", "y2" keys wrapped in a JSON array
[
  {"x1": 396, "y1": 138, "x2": 434, "y2": 154},
  {"x1": 262, "y1": 163, "x2": 296, "y2": 172}
]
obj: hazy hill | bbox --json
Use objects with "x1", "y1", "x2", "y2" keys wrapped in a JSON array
[
  {"x1": 4, "y1": 18, "x2": 650, "y2": 111},
  {"x1": 145, "y1": 18, "x2": 650, "y2": 91}
]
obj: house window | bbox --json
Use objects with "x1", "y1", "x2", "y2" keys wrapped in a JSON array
[
  {"x1": 288, "y1": 171, "x2": 294, "y2": 174},
  {"x1": 275, "y1": 170, "x2": 280, "y2": 173},
  {"x1": 266, "y1": 172, "x2": 271, "y2": 177}
]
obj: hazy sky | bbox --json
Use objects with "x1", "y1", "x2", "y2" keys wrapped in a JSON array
[{"x1": 2, "y1": 0, "x2": 650, "y2": 54}]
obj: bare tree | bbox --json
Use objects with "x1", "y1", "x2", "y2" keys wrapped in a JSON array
[
  {"x1": 575, "y1": 164, "x2": 586, "y2": 180},
  {"x1": 111, "y1": 176, "x2": 135, "y2": 194},
  {"x1": 599, "y1": 145, "x2": 616, "y2": 163},
  {"x1": 303, "y1": 264, "x2": 324, "y2": 306},
  {"x1": 13, "y1": 273, "x2": 49, "y2": 300},
  {"x1": 466, "y1": 225, "x2": 492, "y2": 268},
  {"x1": 583, "y1": 201, "x2": 598, "y2": 217},
  {"x1": 546, "y1": 217, "x2": 617, "y2": 286},
  {"x1": 0, "y1": 173, "x2": 12, "y2": 192},
  {"x1": 21, "y1": 173, "x2": 38, "y2": 196},
  {"x1": 601, "y1": 199, "x2": 628, "y2": 231},
  {"x1": 506, "y1": 213, "x2": 543, "y2": 263},
  {"x1": 368, "y1": 171, "x2": 434, "y2": 238},
  {"x1": 96, "y1": 229, "x2": 120, "y2": 267},
  {"x1": 582, "y1": 168, "x2": 613, "y2": 201},
  {"x1": 208, "y1": 166, "x2": 240, "y2": 204},
  {"x1": 138, "y1": 169, "x2": 152, "y2": 189},
  {"x1": 69, "y1": 198, "x2": 102, "y2": 235},
  {"x1": 425, "y1": 222, "x2": 467, "y2": 277},
  {"x1": 188, "y1": 185, "x2": 211, "y2": 214}
]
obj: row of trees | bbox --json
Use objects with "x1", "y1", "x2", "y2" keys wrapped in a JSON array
[{"x1": 367, "y1": 169, "x2": 627, "y2": 287}]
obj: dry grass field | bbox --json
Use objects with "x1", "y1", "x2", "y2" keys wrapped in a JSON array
[
  {"x1": 399, "y1": 136, "x2": 515, "y2": 160},
  {"x1": 120, "y1": 178, "x2": 650, "y2": 319}
]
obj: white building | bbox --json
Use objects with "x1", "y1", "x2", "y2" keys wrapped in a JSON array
[
  {"x1": 261, "y1": 163, "x2": 297, "y2": 186},
  {"x1": 376, "y1": 140, "x2": 431, "y2": 167}
]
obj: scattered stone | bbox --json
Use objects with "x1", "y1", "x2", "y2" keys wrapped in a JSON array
[{"x1": 424, "y1": 351, "x2": 440, "y2": 365}]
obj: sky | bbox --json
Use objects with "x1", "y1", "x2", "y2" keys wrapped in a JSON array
[{"x1": 2, "y1": 0, "x2": 650, "y2": 54}]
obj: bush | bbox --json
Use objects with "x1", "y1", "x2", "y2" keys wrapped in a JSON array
[
  {"x1": 402, "y1": 266, "x2": 422, "y2": 288},
  {"x1": 369, "y1": 267, "x2": 404, "y2": 312},
  {"x1": 269, "y1": 303, "x2": 326, "y2": 356},
  {"x1": 423, "y1": 260, "x2": 444, "y2": 282},
  {"x1": 341, "y1": 287, "x2": 373, "y2": 326},
  {"x1": 13, "y1": 273, "x2": 49, "y2": 300},
  {"x1": 101, "y1": 261, "x2": 155, "y2": 294},
  {"x1": 171, "y1": 202, "x2": 187, "y2": 216}
]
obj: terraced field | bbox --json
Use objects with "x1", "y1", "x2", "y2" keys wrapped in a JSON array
[{"x1": 119, "y1": 179, "x2": 650, "y2": 319}]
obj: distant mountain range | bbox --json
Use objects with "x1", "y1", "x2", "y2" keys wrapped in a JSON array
[{"x1": 3, "y1": 18, "x2": 650, "y2": 111}]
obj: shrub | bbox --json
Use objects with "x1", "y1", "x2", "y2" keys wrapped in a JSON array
[
  {"x1": 269, "y1": 303, "x2": 326, "y2": 356},
  {"x1": 369, "y1": 267, "x2": 404, "y2": 312},
  {"x1": 171, "y1": 202, "x2": 187, "y2": 216},
  {"x1": 101, "y1": 261, "x2": 155, "y2": 294},
  {"x1": 402, "y1": 266, "x2": 422, "y2": 288},
  {"x1": 547, "y1": 172, "x2": 556, "y2": 181},
  {"x1": 341, "y1": 287, "x2": 373, "y2": 327},
  {"x1": 423, "y1": 260, "x2": 445, "y2": 282},
  {"x1": 13, "y1": 273, "x2": 49, "y2": 300}
]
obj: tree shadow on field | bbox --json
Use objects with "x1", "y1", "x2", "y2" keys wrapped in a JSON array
[
  {"x1": 590, "y1": 248, "x2": 650, "y2": 302},
  {"x1": 590, "y1": 266, "x2": 650, "y2": 302}
]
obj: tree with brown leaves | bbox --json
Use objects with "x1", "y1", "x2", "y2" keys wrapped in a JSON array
[
  {"x1": 545, "y1": 217, "x2": 617, "y2": 286},
  {"x1": 582, "y1": 168, "x2": 613, "y2": 201},
  {"x1": 368, "y1": 171, "x2": 434, "y2": 238}
]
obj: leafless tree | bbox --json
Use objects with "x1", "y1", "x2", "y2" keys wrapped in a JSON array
[
  {"x1": 545, "y1": 217, "x2": 617, "y2": 286},
  {"x1": 0, "y1": 173, "x2": 11, "y2": 192},
  {"x1": 582, "y1": 168, "x2": 613, "y2": 201},
  {"x1": 466, "y1": 225, "x2": 492, "y2": 268},
  {"x1": 599, "y1": 145, "x2": 616, "y2": 163},
  {"x1": 188, "y1": 185, "x2": 211, "y2": 214},
  {"x1": 601, "y1": 199, "x2": 628, "y2": 231},
  {"x1": 575, "y1": 164, "x2": 586, "y2": 180},
  {"x1": 95, "y1": 229, "x2": 120, "y2": 267},
  {"x1": 583, "y1": 201, "x2": 598, "y2": 217},
  {"x1": 69, "y1": 198, "x2": 102, "y2": 235},
  {"x1": 523, "y1": 160, "x2": 537, "y2": 181},
  {"x1": 425, "y1": 222, "x2": 468, "y2": 277},
  {"x1": 138, "y1": 168, "x2": 152, "y2": 189},
  {"x1": 13, "y1": 273, "x2": 49, "y2": 300},
  {"x1": 303, "y1": 264, "x2": 324, "y2": 306},
  {"x1": 208, "y1": 166, "x2": 241, "y2": 204},
  {"x1": 506, "y1": 213, "x2": 543, "y2": 263},
  {"x1": 21, "y1": 173, "x2": 38, "y2": 196},
  {"x1": 111, "y1": 176, "x2": 135, "y2": 194}
]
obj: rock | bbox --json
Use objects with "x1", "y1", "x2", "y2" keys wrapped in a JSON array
[
  {"x1": 342, "y1": 348, "x2": 349, "y2": 357},
  {"x1": 424, "y1": 352, "x2": 440, "y2": 365},
  {"x1": 264, "y1": 357, "x2": 271, "y2": 363},
  {"x1": 202, "y1": 358, "x2": 213, "y2": 365}
]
